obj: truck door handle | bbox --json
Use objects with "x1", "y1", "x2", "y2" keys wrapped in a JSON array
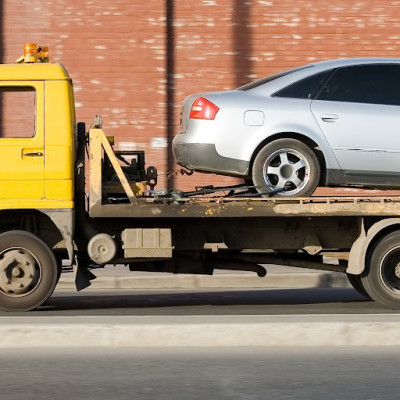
[
  {"x1": 23, "y1": 151, "x2": 44, "y2": 157},
  {"x1": 321, "y1": 114, "x2": 339, "y2": 122}
]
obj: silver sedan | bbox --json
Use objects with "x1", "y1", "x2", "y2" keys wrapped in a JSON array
[{"x1": 173, "y1": 58, "x2": 400, "y2": 196}]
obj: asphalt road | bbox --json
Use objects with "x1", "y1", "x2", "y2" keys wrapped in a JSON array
[
  {"x1": 1, "y1": 287, "x2": 397, "y2": 316},
  {"x1": 1, "y1": 347, "x2": 398, "y2": 400}
]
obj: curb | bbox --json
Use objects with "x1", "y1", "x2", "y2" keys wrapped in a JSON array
[
  {"x1": 1, "y1": 315, "x2": 400, "y2": 348},
  {"x1": 57, "y1": 272, "x2": 352, "y2": 291}
]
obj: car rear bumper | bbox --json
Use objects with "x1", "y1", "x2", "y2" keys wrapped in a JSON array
[{"x1": 172, "y1": 140, "x2": 250, "y2": 177}]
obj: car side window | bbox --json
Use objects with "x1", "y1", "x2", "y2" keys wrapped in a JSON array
[
  {"x1": 316, "y1": 64, "x2": 400, "y2": 106},
  {"x1": 273, "y1": 70, "x2": 332, "y2": 99},
  {"x1": 0, "y1": 86, "x2": 36, "y2": 138}
]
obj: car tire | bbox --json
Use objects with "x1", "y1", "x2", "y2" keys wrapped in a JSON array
[
  {"x1": 361, "y1": 231, "x2": 400, "y2": 309},
  {"x1": 252, "y1": 138, "x2": 320, "y2": 197}
]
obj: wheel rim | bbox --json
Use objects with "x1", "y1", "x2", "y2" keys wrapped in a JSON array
[
  {"x1": 0, "y1": 248, "x2": 42, "y2": 298},
  {"x1": 379, "y1": 246, "x2": 400, "y2": 295},
  {"x1": 262, "y1": 148, "x2": 311, "y2": 195}
]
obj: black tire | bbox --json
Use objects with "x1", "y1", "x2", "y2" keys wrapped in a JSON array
[
  {"x1": 0, "y1": 230, "x2": 58, "y2": 312},
  {"x1": 361, "y1": 231, "x2": 400, "y2": 309},
  {"x1": 42, "y1": 255, "x2": 63, "y2": 307},
  {"x1": 252, "y1": 138, "x2": 320, "y2": 197},
  {"x1": 347, "y1": 273, "x2": 370, "y2": 298},
  {"x1": 244, "y1": 178, "x2": 257, "y2": 193}
]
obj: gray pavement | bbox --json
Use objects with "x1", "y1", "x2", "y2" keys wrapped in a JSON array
[{"x1": 1, "y1": 347, "x2": 399, "y2": 400}]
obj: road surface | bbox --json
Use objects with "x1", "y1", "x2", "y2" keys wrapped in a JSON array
[
  {"x1": 0, "y1": 347, "x2": 398, "y2": 400},
  {"x1": 0, "y1": 287, "x2": 395, "y2": 316}
]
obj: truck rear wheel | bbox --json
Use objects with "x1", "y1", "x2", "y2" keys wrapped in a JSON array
[
  {"x1": 347, "y1": 273, "x2": 370, "y2": 299},
  {"x1": 0, "y1": 230, "x2": 59, "y2": 312},
  {"x1": 362, "y1": 231, "x2": 400, "y2": 309}
]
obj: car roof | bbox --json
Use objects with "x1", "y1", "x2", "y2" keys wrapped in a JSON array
[
  {"x1": 312, "y1": 57, "x2": 400, "y2": 70},
  {"x1": 245, "y1": 58, "x2": 400, "y2": 95}
]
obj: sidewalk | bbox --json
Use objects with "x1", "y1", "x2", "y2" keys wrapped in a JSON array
[
  {"x1": 57, "y1": 264, "x2": 352, "y2": 291},
  {"x1": 2, "y1": 314, "x2": 400, "y2": 348}
]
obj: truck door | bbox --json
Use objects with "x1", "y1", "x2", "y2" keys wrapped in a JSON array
[{"x1": 0, "y1": 82, "x2": 45, "y2": 199}]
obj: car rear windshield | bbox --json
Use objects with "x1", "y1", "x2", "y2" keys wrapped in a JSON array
[
  {"x1": 237, "y1": 65, "x2": 313, "y2": 91},
  {"x1": 273, "y1": 70, "x2": 333, "y2": 99}
]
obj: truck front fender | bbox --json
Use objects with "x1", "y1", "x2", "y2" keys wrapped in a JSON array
[{"x1": 42, "y1": 209, "x2": 75, "y2": 263}]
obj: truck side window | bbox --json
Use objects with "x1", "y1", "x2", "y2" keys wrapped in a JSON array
[{"x1": 0, "y1": 87, "x2": 36, "y2": 138}]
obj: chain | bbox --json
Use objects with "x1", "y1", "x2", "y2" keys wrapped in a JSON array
[{"x1": 158, "y1": 168, "x2": 194, "y2": 180}]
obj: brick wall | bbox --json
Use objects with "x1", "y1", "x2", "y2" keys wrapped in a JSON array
[{"x1": 2, "y1": 0, "x2": 400, "y2": 191}]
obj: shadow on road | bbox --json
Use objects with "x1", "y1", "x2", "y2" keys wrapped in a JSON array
[{"x1": 21, "y1": 287, "x2": 390, "y2": 317}]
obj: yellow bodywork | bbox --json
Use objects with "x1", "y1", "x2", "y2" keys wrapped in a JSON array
[{"x1": 0, "y1": 63, "x2": 75, "y2": 209}]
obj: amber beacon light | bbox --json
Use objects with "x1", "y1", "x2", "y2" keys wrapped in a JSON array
[
  {"x1": 38, "y1": 45, "x2": 49, "y2": 62},
  {"x1": 24, "y1": 43, "x2": 38, "y2": 63},
  {"x1": 16, "y1": 43, "x2": 50, "y2": 63}
]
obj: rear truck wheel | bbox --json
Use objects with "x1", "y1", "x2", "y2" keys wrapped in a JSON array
[
  {"x1": 252, "y1": 138, "x2": 320, "y2": 197},
  {"x1": 347, "y1": 273, "x2": 370, "y2": 298},
  {"x1": 0, "y1": 230, "x2": 59, "y2": 312},
  {"x1": 361, "y1": 231, "x2": 400, "y2": 309}
]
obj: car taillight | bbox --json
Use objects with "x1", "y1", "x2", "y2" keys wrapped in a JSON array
[{"x1": 189, "y1": 97, "x2": 219, "y2": 120}]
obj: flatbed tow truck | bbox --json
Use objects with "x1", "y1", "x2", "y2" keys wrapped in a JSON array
[{"x1": 1, "y1": 44, "x2": 400, "y2": 311}]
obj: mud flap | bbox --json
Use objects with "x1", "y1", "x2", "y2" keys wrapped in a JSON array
[{"x1": 73, "y1": 256, "x2": 97, "y2": 291}]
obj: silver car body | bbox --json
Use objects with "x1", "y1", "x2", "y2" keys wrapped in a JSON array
[{"x1": 173, "y1": 58, "x2": 400, "y2": 188}]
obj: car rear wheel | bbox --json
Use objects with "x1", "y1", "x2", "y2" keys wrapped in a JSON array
[{"x1": 252, "y1": 138, "x2": 320, "y2": 197}]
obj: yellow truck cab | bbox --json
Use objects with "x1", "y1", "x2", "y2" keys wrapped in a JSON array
[
  {"x1": 0, "y1": 48, "x2": 76, "y2": 311},
  {"x1": 0, "y1": 63, "x2": 75, "y2": 206}
]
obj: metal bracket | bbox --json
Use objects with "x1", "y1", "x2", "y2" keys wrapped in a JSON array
[{"x1": 89, "y1": 128, "x2": 137, "y2": 211}]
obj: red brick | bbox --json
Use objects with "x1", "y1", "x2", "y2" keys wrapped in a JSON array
[{"x1": 2, "y1": 0, "x2": 400, "y2": 190}]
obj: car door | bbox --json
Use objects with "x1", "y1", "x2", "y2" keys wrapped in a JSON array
[
  {"x1": 0, "y1": 82, "x2": 45, "y2": 199},
  {"x1": 311, "y1": 64, "x2": 400, "y2": 186}
]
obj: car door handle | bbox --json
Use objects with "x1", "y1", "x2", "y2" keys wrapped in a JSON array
[
  {"x1": 320, "y1": 114, "x2": 339, "y2": 122},
  {"x1": 22, "y1": 151, "x2": 44, "y2": 157}
]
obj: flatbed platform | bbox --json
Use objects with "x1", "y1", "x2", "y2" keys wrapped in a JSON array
[{"x1": 89, "y1": 196, "x2": 400, "y2": 218}]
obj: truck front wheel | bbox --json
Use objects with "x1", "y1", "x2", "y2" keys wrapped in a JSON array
[
  {"x1": 362, "y1": 231, "x2": 400, "y2": 309},
  {"x1": 0, "y1": 230, "x2": 59, "y2": 312}
]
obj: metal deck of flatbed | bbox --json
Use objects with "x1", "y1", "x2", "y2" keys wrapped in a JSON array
[
  {"x1": 89, "y1": 196, "x2": 400, "y2": 218},
  {"x1": 86, "y1": 128, "x2": 400, "y2": 219}
]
